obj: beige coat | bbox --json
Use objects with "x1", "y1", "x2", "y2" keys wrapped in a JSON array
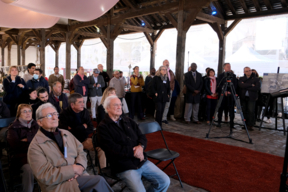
[{"x1": 28, "y1": 129, "x2": 88, "y2": 192}]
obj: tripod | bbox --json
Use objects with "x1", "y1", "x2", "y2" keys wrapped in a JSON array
[{"x1": 205, "y1": 79, "x2": 253, "y2": 144}]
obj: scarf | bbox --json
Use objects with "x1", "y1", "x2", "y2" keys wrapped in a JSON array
[
  {"x1": 209, "y1": 76, "x2": 216, "y2": 94},
  {"x1": 19, "y1": 117, "x2": 33, "y2": 128},
  {"x1": 78, "y1": 73, "x2": 86, "y2": 96},
  {"x1": 160, "y1": 74, "x2": 167, "y2": 81},
  {"x1": 167, "y1": 67, "x2": 171, "y2": 80}
]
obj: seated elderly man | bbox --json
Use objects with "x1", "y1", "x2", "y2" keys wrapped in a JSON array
[
  {"x1": 27, "y1": 103, "x2": 113, "y2": 192},
  {"x1": 97, "y1": 95, "x2": 170, "y2": 192},
  {"x1": 48, "y1": 81, "x2": 68, "y2": 113}
]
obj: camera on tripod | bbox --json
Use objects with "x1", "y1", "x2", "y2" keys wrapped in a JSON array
[{"x1": 224, "y1": 71, "x2": 234, "y2": 80}]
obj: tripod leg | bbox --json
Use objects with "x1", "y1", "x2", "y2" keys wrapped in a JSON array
[
  {"x1": 206, "y1": 83, "x2": 228, "y2": 138},
  {"x1": 259, "y1": 95, "x2": 270, "y2": 131},
  {"x1": 281, "y1": 97, "x2": 286, "y2": 136}
]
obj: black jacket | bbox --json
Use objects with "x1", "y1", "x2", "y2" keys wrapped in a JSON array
[
  {"x1": 99, "y1": 71, "x2": 110, "y2": 93},
  {"x1": 3, "y1": 76, "x2": 26, "y2": 105},
  {"x1": 0, "y1": 101, "x2": 10, "y2": 118},
  {"x1": 216, "y1": 72, "x2": 238, "y2": 96},
  {"x1": 151, "y1": 76, "x2": 170, "y2": 103},
  {"x1": 97, "y1": 114, "x2": 147, "y2": 174},
  {"x1": 73, "y1": 74, "x2": 90, "y2": 96},
  {"x1": 144, "y1": 75, "x2": 153, "y2": 92},
  {"x1": 48, "y1": 92, "x2": 69, "y2": 113},
  {"x1": 96, "y1": 104, "x2": 105, "y2": 125},
  {"x1": 26, "y1": 76, "x2": 49, "y2": 93},
  {"x1": 205, "y1": 77, "x2": 218, "y2": 96},
  {"x1": 238, "y1": 73, "x2": 260, "y2": 101},
  {"x1": 59, "y1": 106, "x2": 94, "y2": 143},
  {"x1": 184, "y1": 71, "x2": 203, "y2": 104}
]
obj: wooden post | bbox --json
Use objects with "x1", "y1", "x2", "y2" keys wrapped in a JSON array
[
  {"x1": 40, "y1": 29, "x2": 46, "y2": 76},
  {"x1": 1, "y1": 42, "x2": 4, "y2": 66},
  {"x1": 66, "y1": 32, "x2": 71, "y2": 79},
  {"x1": 17, "y1": 43, "x2": 21, "y2": 66},
  {"x1": 218, "y1": 22, "x2": 227, "y2": 75},
  {"x1": 7, "y1": 42, "x2": 12, "y2": 66},
  {"x1": 21, "y1": 47, "x2": 25, "y2": 66},
  {"x1": 150, "y1": 42, "x2": 156, "y2": 70},
  {"x1": 55, "y1": 49, "x2": 59, "y2": 67},
  {"x1": 77, "y1": 46, "x2": 81, "y2": 69},
  {"x1": 106, "y1": 24, "x2": 114, "y2": 78}
]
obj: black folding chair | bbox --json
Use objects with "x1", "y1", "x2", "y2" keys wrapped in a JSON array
[
  {"x1": 0, "y1": 159, "x2": 8, "y2": 192},
  {"x1": 138, "y1": 121, "x2": 183, "y2": 188},
  {"x1": 91, "y1": 134, "x2": 126, "y2": 191},
  {"x1": 84, "y1": 149, "x2": 97, "y2": 175}
]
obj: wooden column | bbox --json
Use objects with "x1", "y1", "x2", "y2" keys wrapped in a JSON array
[
  {"x1": 218, "y1": 22, "x2": 227, "y2": 75},
  {"x1": 40, "y1": 29, "x2": 46, "y2": 76},
  {"x1": 150, "y1": 42, "x2": 156, "y2": 70},
  {"x1": 106, "y1": 24, "x2": 115, "y2": 78},
  {"x1": 17, "y1": 43, "x2": 21, "y2": 66},
  {"x1": 22, "y1": 47, "x2": 25, "y2": 66},
  {"x1": 66, "y1": 32, "x2": 71, "y2": 79},
  {"x1": 7, "y1": 42, "x2": 12, "y2": 66},
  {"x1": 55, "y1": 42, "x2": 61, "y2": 67},
  {"x1": 1, "y1": 45, "x2": 4, "y2": 66},
  {"x1": 77, "y1": 46, "x2": 81, "y2": 69}
]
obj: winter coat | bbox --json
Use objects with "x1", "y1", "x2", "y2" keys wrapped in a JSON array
[
  {"x1": 238, "y1": 73, "x2": 261, "y2": 101},
  {"x1": 0, "y1": 101, "x2": 10, "y2": 118},
  {"x1": 59, "y1": 106, "x2": 94, "y2": 143},
  {"x1": 97, "y1": 114, "x2": 147, "y2": 174},
  {"x1": 73, "y1": 74, "x2": 90, "y2": 96},
  {"x1": 3, "y1": 75, "x2": 26, "y2": 105},
  {"x1": 26, "y1": 76, "x2": 49, "y2": 93},
  {"x1": 150, "y1": 76, "x2": 170, "y2": 103},
  {"x1": 216, "y1": 72, "x2": 238, "y2": 96},
  {"x1": 48, "y1": 92, "x2": 69, "y2": 113},
  {"x1": 27, "y1": 129, "x2": 88, "y2": 192},
  {"x1": 168, "y1": 69, "x2": 175, "y2": 91},
  {"x1": 184, "y1": 71, "x2": 203, "y2": 104},
  {"x1": 7, "y1": 119, "x2": 39, "y2": 169}
]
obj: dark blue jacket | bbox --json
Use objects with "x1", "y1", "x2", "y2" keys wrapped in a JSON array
[
  {"x1": 73, "y1": 74, "x2": 90, "y2": 96},
  {"x1": 172, "y1": 80, "x2": 180, "y2": 97},
  {"x1": 3, "y1": 76, "x2": 26, "y2": 105},
  {"x1": 26, "y1": 76, "x2": 49, "y2": 92}
]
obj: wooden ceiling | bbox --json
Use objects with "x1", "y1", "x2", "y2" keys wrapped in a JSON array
[{"x1": 1, "y1": 0, "x2": 288, "y2": 48}]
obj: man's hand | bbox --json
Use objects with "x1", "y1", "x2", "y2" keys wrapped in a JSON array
[
  {"x1": 194, "y1": 90, "x2": 200, "y2": 94},
  {"x1": 18, "y1": 84, "x2": 24, "y2": 88},
  {"x1": 21, "y1": 138, "x2": 28, "y2": 142},
  {"x1": 97, "y1": 84, "x2": 101, "y2": 87},
  {"x1": 133, "y1": 145, "x2": 144, "y2": 160},
  {"x1": 68, "y1": 126, "x2": 72, "y2": 130},
  {"x1": 155, "y1": 93, "x2": 158, "y2": 97},
  {"x1": 68, "y1": 174, "x2": 79, "y2": 182},
  {"x1": 83, "y1": 124, "x2": 87, "y2": 129},
  {"x1": 252, "y1": 84, "x2": 255, "y2": 86},
  {"x1": 72, "y1": 164, "x2": 84, "y2": 176},
  {"x1": 93, "y1": 83, "x2": 96, "y2": 87}
]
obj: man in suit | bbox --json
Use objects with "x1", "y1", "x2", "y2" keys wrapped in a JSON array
[
  {"x1": 184, "y1": 63, "x2": 203, "y2": 124},
  {"x1": 88, "y1": 68, "x2": 105, "y2": 121},
  {"x1": 216, "y1": 63, "x2": 238, "y2": 129}
]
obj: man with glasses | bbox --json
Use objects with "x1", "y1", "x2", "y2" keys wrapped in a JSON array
[
  {"x1": 27, "y1": 103, "x2": 113, "y2": 192},
  {"x1": 238, "y1": 67, "x2": 260, "y2": 131},
  {"x1": 59, "y1": 93, "x2": 106, "y2": 168}
]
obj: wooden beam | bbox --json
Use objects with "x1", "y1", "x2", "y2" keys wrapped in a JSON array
[
  {"x1": 66, "y1": 32, "x2": 71, "y2": 79},
  {"x1": 224, "y1": 19, "x2": 241, "y2": 36},
  {"x1": 7, "y1": 34, "x2": 18, "y2": 44},
  {"x1": 165, "y1": 13, "x2": 178, "y2": 28},
  {"x1": 32, "y1": 29, "x2": 41, "y2": 42},
  {"x1": 196, "y1": 12, "x2": 225, "y2": 24},
  {"x1": 121, "y1": 24, "x2": 154, "y2": 33},
  {"x1": 50, "y1": 37, "x2": 65, "y2": 41},
  {"x1": 263, "y1": 0, "x2": 273, "y2": 10},
  {"x1": 217, "y1": 22, "x2": 227, "y2": 75},
  {"x1": 106, "y1": 24, "x2": 114, "y2": 78},
  {"x1": 239, "y1": 0, "x2": 249, "y2": 14},
  {"x1": 144, "y1": 32, "x2": 153, "y2": 46},
  {"x1": 183, "y1": 9, "x2": 200, "y2": 32},
  {"x1": 210, "y1": 22, "x2": 224, "y2": 41},
  {"x1": 75, "y1": 31, "x2": 104, "y2": 38},
  {"x1": 252, "y1": 0, "x2": 261, "y2": 12},
  {"x1": 225, "y1": 0, "x2": 236, "y2": 15},
  {"x1": 100, "y1": 37, "x2": 108, "y2": 48},
  {"x1": 112, "y1": 22, "x2": 123, "y2": 39},
  {"x1": 7, "y1": 41, "x2": 12, "y2": 66},
  {"x1": 154, "y1": 29, "x2": 165, "y2": 42}
]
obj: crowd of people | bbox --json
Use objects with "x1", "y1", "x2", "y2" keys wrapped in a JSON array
[{"x1": 0, "y1": 60, "x2": 272, "y2": 192}]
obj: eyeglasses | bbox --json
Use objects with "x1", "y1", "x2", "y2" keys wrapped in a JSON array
[
  {"x1": 39, "y1": 112, "x2": 59, "y2": 119},
  {"x1": 21, "y1": 110, "x2": 32, "y2": 114},
  {"x1": 112, "y1": 104, "x2": 122, "y2": 107}
]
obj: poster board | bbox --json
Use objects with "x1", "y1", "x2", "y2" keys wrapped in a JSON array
[{"x1": 261, "y1": 73, "x2": 288, "y2": 93}]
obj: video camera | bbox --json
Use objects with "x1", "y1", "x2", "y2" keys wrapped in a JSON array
[{"x1": 224, "y1": 71, "x2": 234, "y2": 80}]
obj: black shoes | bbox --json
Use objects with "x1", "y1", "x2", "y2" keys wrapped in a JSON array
[{"x1": 162, "y1": 120, "x2": 168, "y2": 124}]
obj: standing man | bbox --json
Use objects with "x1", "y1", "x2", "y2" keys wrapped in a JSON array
[
  {"x1": 144, "y1": 68, "x2": 156, "y2": 116},
  {"x1": 23, "y1": 63, "x2": 36, "y2": 82},
  {"x1": 88, "y1": 68, "x2": 105, "y2": 121},
  {"x1": 26, "y1": 68, "x2": 49, "y2": 92},
  {"x1": 48, "y1": 66, "x2": 65, "y2": 91},
  {"x1": 238, "y1": 67, "x2": 260, "y2": 131},
  {"x1": 73, "y1": 67, "x2": 90, "y2": 108},
  {"x1": 216, "y1": 63, "x2": 238, "y2": 128},
  {"x1": 109, "y1": 71, "x2": 126, "y2": 102},
  {"x1": 162, "y1": 60, "x2": 175, "y2": 124},
  {"x1": 98, "y1": 64, "x2": 110, "y2": 93},
  {"x1": 48, "y1": 81, "x2": 69, "y2": 113},
  {"x1": 184, "y1": 63, "x2": 203, "y2": 124},
  {"x1": 119, "y1": 71, "x2": 127, "y2": 86}
]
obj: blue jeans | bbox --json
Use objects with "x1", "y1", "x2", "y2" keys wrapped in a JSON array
[{"x1": 117, "y1": 160, "x2": 170, "y2": 192}]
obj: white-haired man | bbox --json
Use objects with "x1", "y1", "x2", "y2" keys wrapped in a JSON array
[
  {"x1": 97, "y1": 95, "x2": 170, "y2": 192},
  {"x1": 27, "y1": 103, "x2": 112, "y2": 192}
]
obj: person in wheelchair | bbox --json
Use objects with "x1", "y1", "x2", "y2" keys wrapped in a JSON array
[
  {"x1": 97, "y1": 95, "x2": 170, "y2": 192},
  {"x1": 7, "y1": 104, "x2": 39, "y2": 192}
]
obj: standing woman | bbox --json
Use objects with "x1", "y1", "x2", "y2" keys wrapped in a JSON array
[
  {"x1": 151, "y1": 66, "x2": 170, "y2": 127},
  {"x1": 129, "y1": 66, "x2": 145, "y2": 120},
  {"x1": 3, "y1": 66, "x2": 26, "y2": 116},
  {"x1": 205, "y1": 69, "x2": 218, "y2": 125}
]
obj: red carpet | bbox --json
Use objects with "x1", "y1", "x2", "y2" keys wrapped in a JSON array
[{"x1": 145, "y1": 131, "x2": 284, "y2": 192}]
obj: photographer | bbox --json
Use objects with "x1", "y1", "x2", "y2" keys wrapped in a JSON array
[
  {"x1": 216, "y1": 63, "x2": 238, "y2": 128},
  {"x1": 238, "y1": 67, "x2": 260, "y2": 131}
]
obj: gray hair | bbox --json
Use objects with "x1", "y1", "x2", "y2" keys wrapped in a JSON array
[
  {"x1": 103, "y1": 95, "x2": 119, "y2": 113},
  {"x1": 36, "y1": 103, "x2": 57, "y2": 121},
  {"x1": 68, "y1": 93, "x2": 83, "y2": 105},
  {"x1": 52, "y1": 81, "x2": 62, "y2": 88},
  {"x1": 223, "y1": 63, "x2": 230, "y2": 68},
  {"x1": 114, "y1": 70, "x2": 119, "y2": 75}
]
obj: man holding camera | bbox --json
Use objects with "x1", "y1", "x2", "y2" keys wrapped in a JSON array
[
  {"x1": 238, "y1": 67, "x2": 260, "y2": 131},
  {"x1": 216, "y1": 63, "x2": 238, "y2": 128}
]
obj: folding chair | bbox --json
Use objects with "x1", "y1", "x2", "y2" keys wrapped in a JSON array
[
  {"x1": 84, "y1": 149, "x2": 96, "y2": 175},
  {"x1": 91, "y1": 134, "x2": 126, "y2": 191},
  {"x1": 138, "y1": 121, "x2": 183, "y2": 188},
  {"x1": 0, "y1": 160, "x2": 8, "y2": 192}
]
